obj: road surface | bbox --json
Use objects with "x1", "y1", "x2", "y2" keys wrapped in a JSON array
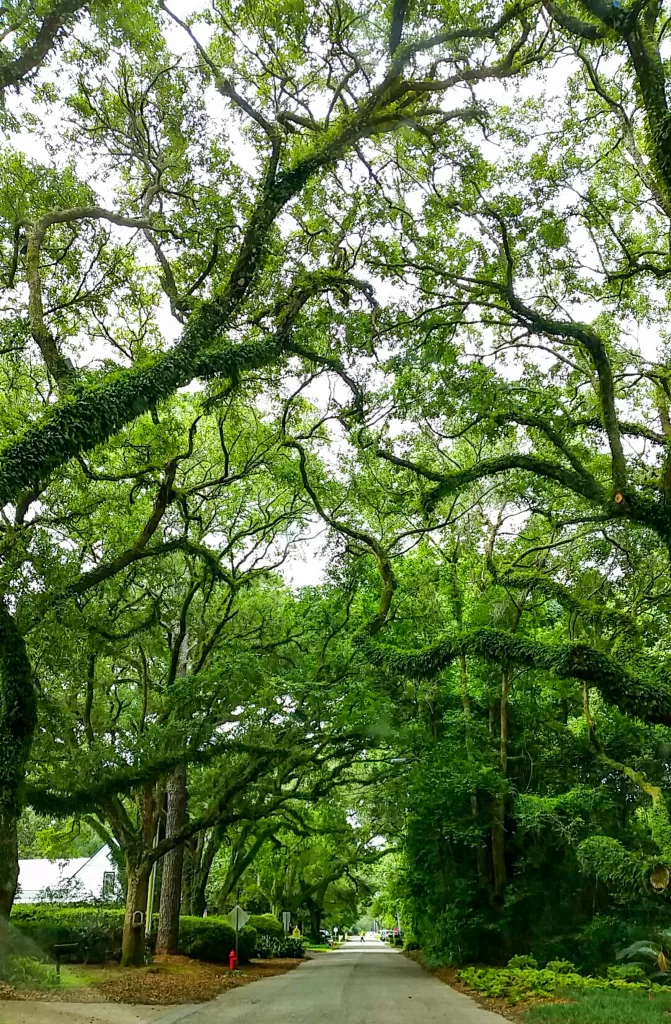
[{"x1": 155, "y1": 937, "x2": 506, "y2": 1024}]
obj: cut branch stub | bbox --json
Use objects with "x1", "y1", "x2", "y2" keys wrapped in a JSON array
[{"x1": 650, "y1": 864, "x2": 670, "y2": 891}]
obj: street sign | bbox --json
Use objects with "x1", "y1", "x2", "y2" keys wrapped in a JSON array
[
  {"x1": 282, "y1": 911, "x2": 291, "y2": 933},
  {"x1": 226, "y1": 905, "x2": 250, "y2": 931},
  {"x1": 226, "y1": 905, "x2": 250, "y2": 961}
]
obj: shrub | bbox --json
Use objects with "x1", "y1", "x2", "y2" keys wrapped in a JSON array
[
  {"x1": 10, "y1": 907, "x2": 125, "y2": 963},
  {"x1": 616, "y1": 937, "x2": 671, "y2": 982},
  {"x1": 545, "y1": 960, "x2": 576, "y2": 974},
  {"x1": 247, "y1": 914, "x2": 284, "y2": 939},
  {"x1": 176, "y1": 917, "x2": 257, "y2": 965},
  {"x1": 607, "y1": 964, "x2": 648, "y2": 982},
  {"x1": 0, "y1": 955, "x2": 59, "y2": 989},
  {"x1": 9, "y1": 907, "x2": 258, "y2": 965},
  {"x1": 253, "y1": 935, "x2": 304, "y2": 959},
  {"x1": 457, "y1": 965, "x2": 661, "y2": 1006},
  {"x1": 507, "y1": 954, "x2": 539, "y2": 970},
  {"x1": 274, "y1": 937, "x2": 304, "y2": 958}
]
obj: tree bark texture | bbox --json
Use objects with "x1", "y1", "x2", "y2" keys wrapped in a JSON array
[
  {"x1": 121, "y1": 858, "x2": 151, "y2": 967},
  {"x1": 0, "y1": 603, "x2": 37, "y2": 918},
  {"x1": 308, "y1": 901, "x2": 322, "y2": 944},
  {"x1": 0, "y1": 806, "x2": 19, "y2": 918},
  {"x1": 155, "y1": 762, "x2": 187, "y2": 954},
  {"x1": 491, "y1": 669, "x2": 511, "y2": 901}
]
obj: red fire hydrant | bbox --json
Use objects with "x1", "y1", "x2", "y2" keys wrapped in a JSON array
[{"x1": 229, "y1": 949, "x2": 237, "y2": 971}]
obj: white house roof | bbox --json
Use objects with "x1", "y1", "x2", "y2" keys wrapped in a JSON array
[{"x1": 16, "y1": 845, "x2": 115, "y2": 903}]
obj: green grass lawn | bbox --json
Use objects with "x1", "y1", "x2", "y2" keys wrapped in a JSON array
[
  {"x1": 57, "y1": 966, "x2": 93, "y2": 989},
  {"x1": 524, "y1": 987, "x2": 671, "y2": 1023}
]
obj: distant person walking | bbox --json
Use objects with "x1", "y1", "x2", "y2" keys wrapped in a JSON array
[{"x1": 360, "y1": 930, "x2": 365, "y2": 943}]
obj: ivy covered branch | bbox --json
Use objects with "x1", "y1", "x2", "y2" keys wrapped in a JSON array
[{"x1": 361, "y1": 626, "x2": 671, "y2": 726}]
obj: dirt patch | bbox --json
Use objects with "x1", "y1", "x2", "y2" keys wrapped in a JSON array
[{"x1": 6, "y1": 956, "x2": 303, "y2": 1006}]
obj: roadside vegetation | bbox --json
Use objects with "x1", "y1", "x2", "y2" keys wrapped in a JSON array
[{"x1": 525, "y1": 990, "x2": 671, "y2": 1024}]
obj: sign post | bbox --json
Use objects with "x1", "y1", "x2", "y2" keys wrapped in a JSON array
[
  {"x1": 226, "y1": 904, "x2": 250, "y2": 963},
  {"x1": 282, "y1": 911, "x2": 291, "y2": 933}
]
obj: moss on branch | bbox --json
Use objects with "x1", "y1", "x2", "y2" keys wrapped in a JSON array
[
  {"x1": 361, "y1": 626, "x2": 671, "y2": 726},
  {"x1": 0, "y1": 327, "x2": 281, "y2": 507}
]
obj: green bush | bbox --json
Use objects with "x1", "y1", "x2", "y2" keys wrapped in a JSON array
[
  {"x1": 546, "y1": 960, "x2": 577, "y2": 974},
  {"x1": 0, "y1": 954, "x2": 59, "y2": 989},
  {"x1": 10, "y1": 907, "x2": 125, "y2": 963},
  {"x1": 9, "y1": 907, "x2": 257, "y2": 965},
  {"x1": 176, "y1": 917, "x2": 257, "y2": 965},
  {"x1": 507, "y1": 954, "x2": 539, "y2": 970},
  {"x1": 457, "y1": 966, "x2": 662, "y2": 1006},
  {"x1": 254, "y1": 935, "x2": 304, "y2": 959},
  {"x1": 247, "y1": 914, "x2": 284, "y2": 939},
  {"x1": 607, "y1": 964, "x2": 648, "y2": 982}
]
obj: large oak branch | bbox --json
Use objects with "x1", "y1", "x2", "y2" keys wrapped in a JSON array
[{"x1": 362, "y1": 626, "x2": 671, "y2": 726}]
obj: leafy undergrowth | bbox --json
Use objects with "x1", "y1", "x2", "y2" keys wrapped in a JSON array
[
  {"x1": 458, "y1": 966, "x2": 667, "y2": 1006},
  {"x1": 1, "y1": 956, "x2": 302, "y2": 1004},
  {"x1": 524, "y1": 988, "x2": 671, "y2": 1022},
  {"x1": 408, "y1": 955, "x2": 671, "y2": 1022}
]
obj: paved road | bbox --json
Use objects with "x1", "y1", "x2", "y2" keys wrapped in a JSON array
[{"x1": 156, "y1": 939, "x2": 506, "y2": 1024}]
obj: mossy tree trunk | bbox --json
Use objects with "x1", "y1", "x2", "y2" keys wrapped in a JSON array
[
  {"x1": 0, "y1": 806, "x2": 20, "y2": 919},
  {"x1": 155, "y1": 763, "x2": 187, "y2": 954},
  {"x1": 0, "y1": 603, "x2": 37, "y2": 918},
  {"x1": 121, "y1": 855, "x2": 152, "y2": 967},
  {"x1": 491, "y1": 668, "x2": 511, "y2": 902}
]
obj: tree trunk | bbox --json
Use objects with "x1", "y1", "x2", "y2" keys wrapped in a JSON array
[
  {"x1": 191, "y1": 874, "x2": 208, "y2": 918},
  {"x1": 0, "y1": 603, "x2": 37, "y2": 918},
  {"x1": 457, "y1": 651, "x2": 490, "y2": 891},
  {"x1": 308, "y1": 902, "x2": 322, "y2": 944},
  {"x1": 450, "y1": 556, "x2": 491, "y2": 894},
  {"x1": 491, "y1": 797, "x2": 507, "y2": 900},
  {"x1": 121, "y1": 858, "x2": 151, "y2": 967},
  {"x1": 0, "y1": 805, "x2": 19, "y2": 919},
  {"x1": 492, "y1": 669, "x2": 511, "y2": 901},
  {"x1": 181, "y1": 850, "x2": 193, "y2": 917},
  {"x1": 155, "y1": 763, "x2": 187, "y2": 954}
]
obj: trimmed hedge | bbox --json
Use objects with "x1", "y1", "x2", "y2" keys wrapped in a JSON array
[
  {"x1": 247, "y1": 914, "x2": 284, "y2": 939},
  {"x1": 174, "y1": 917, "x2": 257, "y2": 964},
  {"x1": 9, "y1": 907, "x2": 256, "y2": 965},
  {"x1": 10, "y1": 907, "x2": 125, "y2": 963},
  {"x1": 245, "y1": 914, "x2": 304, "y2": 957}
]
